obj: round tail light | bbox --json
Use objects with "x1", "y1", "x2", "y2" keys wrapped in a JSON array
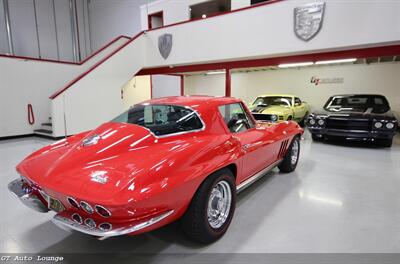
[
  {"x1": 67, "y1": 197, "x2": 80, "y2": 209},
  {"x1": 80, "y1": 201, "x2": 94, "y2": 214},
  {"x1": 95, "y1": 205, "x2": 111, "y2": 218},
  {"x1": 72, "y1": 213, "x2": 82, "y2": 224},
  {"x1": 98, "y1": 222, "x2": 112, "y2": 231},
  {"x1": 84, "y1": 218, "x2": 96, "y2": 229}
]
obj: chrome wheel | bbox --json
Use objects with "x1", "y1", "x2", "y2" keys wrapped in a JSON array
[
  {"x1": 207, "y1": 180, "x2": 232, "y2": 229},
  {"x1": 291, "y1": 139, "x2": 299, "y2": 165}
]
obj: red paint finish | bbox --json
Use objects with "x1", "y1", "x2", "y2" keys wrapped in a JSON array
[
  {"x1": 15, "y1": 96, "x2": 303, "y2": 237},
  {"x1": 27, "y1": 104, "x2": 35, "y2": 125},
  {"x1": 180, "y1": 75, "x2": 184, "y2": 96},
  {"x1": 225, "y1": 69, "x2": 231, "y2": 97},
  {"x1": 49, "y1": 32, "x2": 144, "y2": 99},
  {"x1": 137, "y1": 45, "x2": 400, "y2": 75},
  {"x1": 0, "y1": 35, "x2": 131, "y2": 65},
  {"x1": 148, "y1": 11, "x2": 164, "y2": 30}
]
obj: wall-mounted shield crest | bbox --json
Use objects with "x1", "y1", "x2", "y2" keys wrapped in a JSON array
[
  {"x1": 158, "y1": 33, "x2": 173, "y2": 59},
  {"x1": 294, "y1": 2, "x2": 325, "y2": 41}
]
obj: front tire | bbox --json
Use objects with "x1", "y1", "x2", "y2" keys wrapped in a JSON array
[
  {"x1": 278, "y1": 136, "x2": 300, "y2": 173},
  {"x1": 182, "y1": 169, "x2": 236, "y2": 243}
]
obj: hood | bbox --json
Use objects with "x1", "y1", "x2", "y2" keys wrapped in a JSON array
[
  {"x1": 251, "y1": 105, "x2": 291, "y2": 115},
  {"x1": 17, "y1": 122, "x2": 160, "y2": 202},
  {"x1": 312, "y1": 108, "x2": 397, "y2": 120}
]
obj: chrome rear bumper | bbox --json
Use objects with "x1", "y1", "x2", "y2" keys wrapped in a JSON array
[
  {"x1": 8, "y1": 178, "x2": 49, "y2": 213},
  {"x1": 52, "y1": 210, "x2": 174, "y2": 240}
]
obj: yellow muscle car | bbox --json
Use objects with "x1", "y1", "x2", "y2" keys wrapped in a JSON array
[{"x1": 249, "y1": 94, "x2": 310, "y2": 126}]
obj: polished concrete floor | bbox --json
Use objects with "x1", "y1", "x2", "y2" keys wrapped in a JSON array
[{"x1": 1, "y1": 131, "x2": 400, "y2": 254}]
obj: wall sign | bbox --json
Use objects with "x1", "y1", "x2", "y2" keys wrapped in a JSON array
[
  {"x1": 158, "y1": 33, "x2": 173, "y2": 59},
  {"x1": 294, "y1": 2, "x2": 326, "y2": 41},
  {"x1": 311, "y1": 76, "x2": 344, "y2": 86}
]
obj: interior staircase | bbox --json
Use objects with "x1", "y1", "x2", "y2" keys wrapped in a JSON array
[{"x1": 34, "y1": 117, "x2": 54, "y2": 138}]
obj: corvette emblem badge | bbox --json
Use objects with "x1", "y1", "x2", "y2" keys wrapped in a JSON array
[
  {"x1": 158, "y1": 33, "x2": 173, "y2": 59},
  {"x1": 90, "y1": 171, "x2": 108, "y2": 184},
  {"x1": 294, "y1": 2, "x2": 326, "y2": 41},
  {"x1": 82, "y1": 134, "x2": 100, "y2": 147}
]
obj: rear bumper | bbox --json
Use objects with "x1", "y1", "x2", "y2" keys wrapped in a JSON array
[
  {"x1": 309, "y1": 128, "x2": 395, "y2": 141},
  {"x1": 52, "y1": 210, "x2": 174, "y2": 239},
  {"x1": 8, "y1": 177, "x2": 175, "y2": 239},
  {"x1": 8, "y1": 179, "x2": 49, "y2": 213}
]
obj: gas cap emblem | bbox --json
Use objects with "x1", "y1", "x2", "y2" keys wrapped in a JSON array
[
  {"x1": 90, "y1": 171, "x2": 108, "y2": 184},
  {"x1": 82, "y1": 134, "x2": 101, "y2": 147}
]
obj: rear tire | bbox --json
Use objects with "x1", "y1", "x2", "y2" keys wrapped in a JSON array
[
  {"x1": 181, "y1": 169, "x2": 236, "y2": 243},
  {"x1": 278, "y1": 136, "x2": 300, "y2": 173}
]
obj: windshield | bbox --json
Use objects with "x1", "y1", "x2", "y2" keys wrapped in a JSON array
[
  {"x1": 112, "y1": 104, "x2": 204, "y2": 136},
  {"x1": 324, "y1": 95, "x2": 390, "y2": 113},
  {"x1": 253, "y1": 97, "x2": 292, "y2": 107}
]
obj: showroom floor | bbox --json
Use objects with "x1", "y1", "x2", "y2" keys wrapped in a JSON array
[{"x1": 1, "y1": 131, "x2": 399, "y2": 254}]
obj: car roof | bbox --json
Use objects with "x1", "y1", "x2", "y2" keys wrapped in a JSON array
[
  {"x1": 257, "y1": 94, "x2": 296, "y2": 98},
  {"x1": 329, "y1": 94, "x2": 386, "y2": 97},
  {"x1": 141, "y1": 96, "x2": 242, "y2": 108}
]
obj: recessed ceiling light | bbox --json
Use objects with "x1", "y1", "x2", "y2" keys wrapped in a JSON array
[
  {"x1": 278, "y1": 62, "x2": 314, "y2": 68},
  {"x1": 206, "y1": 70, "x2": 226, "y2": 75},
  {"x1": 315, "y1": 58, "x2": 357, "y2": 65}
]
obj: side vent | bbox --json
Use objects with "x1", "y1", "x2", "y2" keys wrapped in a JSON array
[{"x1": 278, "y1": 139, "x2": 289, "y2": 158}]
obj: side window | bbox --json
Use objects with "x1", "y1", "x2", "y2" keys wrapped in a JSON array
[
  {"x1": 219, "y1": 103, "x2": 253, "y2": 133},
  {"x1": 295, "y1": 98, "x2": 302, "y2": 105}
]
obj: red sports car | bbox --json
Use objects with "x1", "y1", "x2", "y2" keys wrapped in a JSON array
[{"x1": 8, "y1": 96, "x2": 303, "y2": 243}]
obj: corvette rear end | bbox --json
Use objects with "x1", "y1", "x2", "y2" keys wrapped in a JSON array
[{"x1": 9, "y1": 96, "x2": 303, "y2": 243}]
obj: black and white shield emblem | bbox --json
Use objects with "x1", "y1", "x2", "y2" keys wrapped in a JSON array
[
  {"x1": 158, "y1": 33, "x2": 173, "y2": 59},
  {"x1": 294, "y1": 2, "x2": 326, "y2": 41}
]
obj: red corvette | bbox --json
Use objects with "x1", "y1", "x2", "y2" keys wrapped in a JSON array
[{"x1": 9, "y1": 96, "x2": 303, "y2": 243}]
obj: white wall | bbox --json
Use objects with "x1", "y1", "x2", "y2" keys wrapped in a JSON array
[
  {"x1": 151, "y1": 74, "x2": 181, "y2": 98},
  {"x1": 144, "y1": 0, "x2": 400, "y2": 67},
  {"x1": 0, "y1": 37, "x2": 129, "y2": 138},
  {"x1": 121, "y1": 75, "x2": 152, "y2": 109},
  {"x1": 185, "y1": 63, "x2": 400, "y2": 119},
  {"x1": 51, "y1": 36, "x2": 146, "y2": 136},
  {"x1": 185, "y1": 73, "x2": 225, "y2": 96},
  {"x1": 88, "y1": 0, "x2": 151, "y2": 51},
  {"x1": 140, "y1": 0, "x2": 209, "y2": 30}
]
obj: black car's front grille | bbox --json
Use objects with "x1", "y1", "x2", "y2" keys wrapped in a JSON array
[{"x1": 326, "y1": 118, "x2": 371, "y2": 131}]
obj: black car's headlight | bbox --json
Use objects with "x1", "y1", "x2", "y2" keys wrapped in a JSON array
[
  {"x1": 374, "y1": 122, "x2": 383, "y2": 129},
  {"x1": 373, "y1": 120, "x2": 397, "y2": 130},
  {"x1": 386, "y1": 122, "x2": 395, "y2": 129},
  {"x1": 317, "y1": 119, "x2": 325, "y2": 126},
  {"x1": 309, "y1": 118, "x2": 316, "y2": 125}
]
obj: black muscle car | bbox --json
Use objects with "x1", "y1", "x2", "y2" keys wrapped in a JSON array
[{"x1": 307, "y1": 94, "x2": 398, "y2": 147}]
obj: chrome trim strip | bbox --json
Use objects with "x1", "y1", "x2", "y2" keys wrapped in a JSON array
[
  {"x1": 52, "y1": 210, "x2": 174, "y2": 239},
  {"x1": 236, "y1": 159, "x2": 283, "y2": 193}
]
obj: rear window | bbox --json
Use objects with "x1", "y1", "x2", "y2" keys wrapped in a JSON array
[{"x1": 112, "y1": 104, "x2": 204, "y2": 136}]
